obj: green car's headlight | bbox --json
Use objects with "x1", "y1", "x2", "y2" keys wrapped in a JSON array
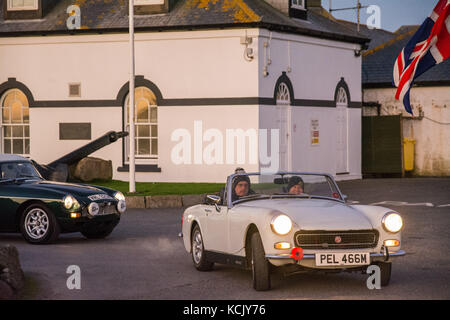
[
  {"x1": 382, "y1": 212, "x2": 403, "y2": 233},
  {"x1": 271, "y1": 215, "x2": 293, "y2": 235},
  {"x1": 117, "y1": 200, "x2": 126, "y2": 214},
  {"x1": 63, "y1": 195, "x2": 80, "y2": 210},
  {"x1": 88, "y1": 202, "x2": 100, "y2": 216},
  {"x1": 114, "y1": 191, "x2": 125, "y2": 202}
]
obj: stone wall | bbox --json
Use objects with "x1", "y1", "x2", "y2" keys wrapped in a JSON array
[{"x1": 0, "y1": 245, "x2": 25, "y2": 299}]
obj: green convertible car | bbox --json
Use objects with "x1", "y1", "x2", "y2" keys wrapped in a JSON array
[{"x1": 0, "y1": 154, "x2": 126, "y2": 244}]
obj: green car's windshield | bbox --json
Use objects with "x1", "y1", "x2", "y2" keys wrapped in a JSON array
[
  {"x1": 228, "y1": 173, "x2": 343, "y2": 205},
  {"x1": 0, "y1": 161, "x2": 43, "y2": 182}
]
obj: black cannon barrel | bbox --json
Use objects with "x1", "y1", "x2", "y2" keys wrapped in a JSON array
[{"x1": 47, "y1": 131, "x2": 128, "y2": 168}]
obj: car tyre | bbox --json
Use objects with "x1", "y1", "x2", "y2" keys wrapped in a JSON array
[
  {"x1": 191, "y1": 225, "x2": 214, "y2": 271},
  {"x1": 376, "y1": 262, "x2": 392, "y2": 286},
  {"x1": 251, "y1": 232, "x2": 271, "y2": 291},
  {"x1": 20, "y1": 203, "x2": 60, "y2": 244}
]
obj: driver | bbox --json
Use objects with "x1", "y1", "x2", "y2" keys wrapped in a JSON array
[
  {"x1": 231, "y1": 168, "x2": 255, "y2": 202},
  {"x1": 287, "y1": 176, "x2": 304, "y2": 195}
]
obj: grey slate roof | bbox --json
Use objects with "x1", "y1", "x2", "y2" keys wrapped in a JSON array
[
  {"x1": 335, "y1": 19, "x2": 396, "y2": 50},
  {"x1": 0, "y1": 0, "x2": 368, "y2": 44},
  {"x1": 362, "y1": 26, "x2": 450, "y2": 87}
]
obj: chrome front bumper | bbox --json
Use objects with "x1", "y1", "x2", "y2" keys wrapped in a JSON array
[{"x1": 266, "y1": 250, "x2": 406, "y2": 262}]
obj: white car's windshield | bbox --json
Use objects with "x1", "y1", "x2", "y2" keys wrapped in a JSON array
[
  {"x1": 228, "y1": 173, "x2": 343, "y2": 205},
  {"x1": 0, "y1": 161, "x2": 42, "y2": 182}
]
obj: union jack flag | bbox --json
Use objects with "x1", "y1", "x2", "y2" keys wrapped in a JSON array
[{"x1": 393, "y1": 0, "x2": 450, "y2": 114}]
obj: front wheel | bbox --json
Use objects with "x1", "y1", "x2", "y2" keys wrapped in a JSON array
[
  {"x1": 20, "y1": 203, "x2": 60, "y2": 244},
  {"x1": 251, "y1": 232, "x2": 271, "y2": 291},
  {"x1": 191, "y1": 225, "x2": 214, "y2": 271}
]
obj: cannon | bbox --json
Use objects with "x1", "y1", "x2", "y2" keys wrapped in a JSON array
[{"x1": 32, "y1": 131, "x2": 128, "y2": 182}]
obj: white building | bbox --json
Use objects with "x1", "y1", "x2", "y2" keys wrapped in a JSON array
[{"x1": 0, "y1": 0, "x2": 368, "y2": 182}]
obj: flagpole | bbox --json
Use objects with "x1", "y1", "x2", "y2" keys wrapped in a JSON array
[
  {"x1": 129, "y1": 0, "x2": 136, "y2": 193},
  {"x1": 357, "y1": 0, "x2": 360, "y2": 32}
]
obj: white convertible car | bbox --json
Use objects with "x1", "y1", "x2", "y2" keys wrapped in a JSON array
[{"x1": 181, "y1": 172, "x2": 405, "y2": 291}]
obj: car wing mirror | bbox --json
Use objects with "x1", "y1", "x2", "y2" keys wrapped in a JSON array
[
  {"x1": 206, "y1": 195, "x2": 221, "y2": 212},
  {"x1": 206, "y1": 194, "x2": 221, "y2": 204}
]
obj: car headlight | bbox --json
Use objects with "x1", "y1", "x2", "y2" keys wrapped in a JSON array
[
  {"x1": 271, "y1": 215, "x2": 293, "y2": 235},
  {"x1": 114, "y1": 191, "x2": 125, "y2": 202},
  {"x1": 382, "y1": 212, "x2": 403, "y2": 233},
  {"x1": 88, "y1": 202, "x2": 100, "y2": 216},
  {"x1": 63, "y1": 195, "x2": 80, "y2": 210}
]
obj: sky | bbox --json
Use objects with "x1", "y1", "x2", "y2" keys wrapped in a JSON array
[{"x1": 321, "y1": 0, "x2": 438, "y2": 32}]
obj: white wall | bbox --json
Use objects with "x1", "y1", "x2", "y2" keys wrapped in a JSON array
[
  {"x1": 29, "y1": 107, "x2": 123, "y2": 165},
  {"x1": 258, "y1": 30, "x2": 362, "y2": 102},
  {"x1": 0, "y1": 27, "x2": 363, "y2": 182},
  {"x1": 364, "y1": 86, "x2": 450, "y2": 176},
  {"x1": 258, "y1": 30, "x2": 363, "y2": 179},
  {"x1": 117, "y1": 105, "x2": 260, "y2": 182},
  {"x1": 259, "y1": 105, "x2": 362, "y2": 179},
  {"x1": 0, "y1": 29, "x2": 260, "y2": 101},
  {"x1": 0, "y1": 29, "x2": 261, "y2": 182}
]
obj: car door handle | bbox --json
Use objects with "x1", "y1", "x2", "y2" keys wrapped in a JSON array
[{"x1": 205, "y1": 209, "x2": 212, "y2": 213}]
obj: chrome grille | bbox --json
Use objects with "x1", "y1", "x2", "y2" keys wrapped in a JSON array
[
  {"x1": 99, "y1": 202, "x2": 117, "y2": 215},
  {"x1": 294, "y1": 230, "x2": 379, "y2": 249}
]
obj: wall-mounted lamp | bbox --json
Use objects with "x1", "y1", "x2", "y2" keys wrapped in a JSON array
[
  {"x1": 355, "y1": 44, "x2": 369, "y2": 57},
  {"x1": 241, "y1": 36, "x2": 254, "y2": 61}
]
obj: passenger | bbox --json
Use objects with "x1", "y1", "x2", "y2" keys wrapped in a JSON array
[{"x1": 287, "y1": 176, "x2": 304, "y2": 195}]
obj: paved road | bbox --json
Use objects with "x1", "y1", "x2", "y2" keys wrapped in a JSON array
[{"x1": 1, "y1": 178, "x2": 449, "y2": 299}]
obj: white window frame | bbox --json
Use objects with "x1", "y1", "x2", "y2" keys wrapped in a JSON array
[
  {"x1": 291, "y1": 0, "x2": 306, "y2": 10},
  {"x1": 0, "y1": 89, "x2": 31, "y2": 157},
  {"x1": 7, "y1": 0, "x2": 39, "y2": 11},
  {"x1": 124, "y1": 87, "x2": 158, "y2": 165},
  {"x1": 336, "y1": 87, "x2": 349, "y2": 105},
  {"x1": 276, "y1": 82, "x2": 291, "y2": 105},
  {"x1": 276, "y1": 82, "x2": 292, "y2": 171}
]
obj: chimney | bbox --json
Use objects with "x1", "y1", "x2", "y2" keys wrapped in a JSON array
[
  {"x1": 264, "y1": 1, "x2": 309, "y2": 19},
  {"x1": 306, "y1": 0, "x2": 335, "y2": 19},
  {"x1": 264, "y1": 0, "x2": 290, "y2": 16}
]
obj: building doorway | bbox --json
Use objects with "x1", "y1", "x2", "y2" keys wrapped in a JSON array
[{"x1": 336, "y1": 86, "x2": 349, "y2": 174}]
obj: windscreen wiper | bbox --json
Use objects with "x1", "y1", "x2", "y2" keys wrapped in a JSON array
[{"x1": 270, "y1": 194, "x2": 312, "y2": 199}]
